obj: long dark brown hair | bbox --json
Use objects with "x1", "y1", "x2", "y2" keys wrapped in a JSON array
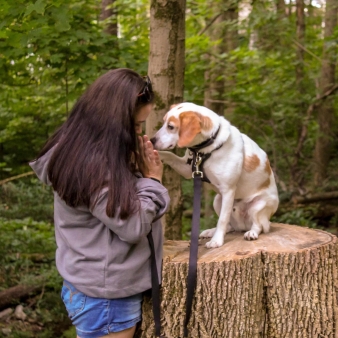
[{"x1": 35, "y1": 68, "x2": 154, "y2": 219}]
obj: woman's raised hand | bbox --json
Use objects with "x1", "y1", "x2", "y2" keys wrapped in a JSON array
[{"x1": 137, "y1": 135, "x2": 163, "y2": 183}]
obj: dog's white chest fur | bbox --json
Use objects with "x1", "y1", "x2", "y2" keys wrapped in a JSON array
[{"x1": 151, "y1": 102, "x2": 279, "y2": 248}]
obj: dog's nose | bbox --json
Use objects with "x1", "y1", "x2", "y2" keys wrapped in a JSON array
[{"x1": 150, "y1": 137, "x2": 156, "y2": 145}]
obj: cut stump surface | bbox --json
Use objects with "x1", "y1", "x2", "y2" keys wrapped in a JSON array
[{"x1": 136, "y1": 223, "x2": 338, "y2": 338}]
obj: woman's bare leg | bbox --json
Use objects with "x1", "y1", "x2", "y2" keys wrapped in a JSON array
[{"x1": 76, "y1": 324, "x2": 136, "y2": 338}]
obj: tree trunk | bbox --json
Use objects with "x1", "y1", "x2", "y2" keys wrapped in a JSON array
[
  {"x1": 276, "y1": 0, "x2": 286, "y2": 19},
  {"x1": 291, "y1": 0, "x2": 306, "y2": 187},
  {"x1": 313, "y1": 0, "x2": 337, "y2": 185},
  {"x1": 292, "y1": 190, "x2": 338, "y2": 204},
  {"x1": 295, "y1": 0, "x2": 305, "y2": 92},
  {"x1": 147, "y1": 0, "x2": 186, "y2": 240},
  {"x1": 0, "y1": 276, "x2": 45, "y2": 309},
  {"x1": 136, "y1": 223, "x2": 338, "y2": 337},
  {"x1": 203, "y1": 1, "x2": 238, "y2": 116},
  {"x1": 100, "y1": 0, "x2": 118, "y2": 36},
  {"x1": 203, "y1": 1, "x2": 238, "y2": 226}
]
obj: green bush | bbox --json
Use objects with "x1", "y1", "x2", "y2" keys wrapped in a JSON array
[
  {"x1": 0, "y1": 217, "x2": 71, "y2": 337},
  {"x1": 0, "y1": 178, "x2": 53, "y2": 222},
  {"x1": 272, "y1": 207, "x2": 318, "y2": 228},
  {"x1": 0, "y1": 217, "x2": 56, "y2": 288}
]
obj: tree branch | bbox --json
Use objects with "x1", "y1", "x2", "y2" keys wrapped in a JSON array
[
  {"x1": 198, "y1": 13, "x2": 223, "y2": 36},
  {"x1": 205, "y1": 98, "x2": 236, "y2": 106},
  {"x1": 292, "y1": 39, "x2": 322, "y2": 62},
  {"x1": 292, "y1": 190, "x2": 338, "y2": 204},
  {"x1": 292, "y1": 83, "x2": 338, "y2": 170},
  {"x1": 0, "y1": 276, "x2": 45, "y2": 309},
  {"x1": 0, "y1": 171, "x2": 34, "y2": 185}
]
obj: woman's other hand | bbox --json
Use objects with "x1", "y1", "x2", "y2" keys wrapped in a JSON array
[{"x1": 137, "y1": 135, "x2": 163, "y2": 183}]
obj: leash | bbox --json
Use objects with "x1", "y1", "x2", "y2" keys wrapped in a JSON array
[
  {"x1": 147, "y1": 156, "x2": 203, "y2": 338},
  {"x1": 147, "y1": 127, "x2": 222, "y2": 337},
  {"x1": 147, "y1": 229, "x2": 166, "y2": 338},
  {"x1": 183, "y1": 155, "x2": 203, "y2": 337}
]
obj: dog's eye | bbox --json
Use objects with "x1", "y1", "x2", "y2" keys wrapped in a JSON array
[{"x1": 167, "y1": 124, "x2": 175, "y2": 130}]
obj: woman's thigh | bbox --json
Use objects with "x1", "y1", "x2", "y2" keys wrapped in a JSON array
[
  {"x1": 62, "y1": 281, "x2": 142, "y2": 338},
  {"x1": 76, "y1": 325, "x2": 136, "y2": 338}
]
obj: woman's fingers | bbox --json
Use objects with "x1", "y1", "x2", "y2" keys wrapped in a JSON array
[
  {"x1": 145, "y1": 142, "x2": 155, "y2": 160},
  {"x1": 153, "y1": 150, "x2": 161, "y2": 165},
  {"x1": 142, "y1": 135, "x2": 156, "y2": 162},
  {"x1": 138, "y1": 135, "x2": 163, "y2": 180},
  {"x1": 138, "y1": 136, "x2": 144, "y2": 155}
]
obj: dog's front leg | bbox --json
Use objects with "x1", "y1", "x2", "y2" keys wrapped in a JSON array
[
  {"x1": 159, "y1": 150, "x2": 192, "y2": 180},
  {"x1": 205, "y1": 189, "x2": 236, "y2": 248}
]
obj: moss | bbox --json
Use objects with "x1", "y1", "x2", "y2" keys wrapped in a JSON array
[
  {"x1": 154, "y1": 91, "x2": 166, "y2": 110},
  {"x1": 151, "y1": 0, "x2": 185, "y2": 76},
  {"x1": 151, "y1": 1, "x2": 184, "y2": 22}
]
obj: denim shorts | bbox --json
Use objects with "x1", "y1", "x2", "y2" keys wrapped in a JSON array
[{"x1": 61, "y1": 280, "x2": 142, "y2": 338}]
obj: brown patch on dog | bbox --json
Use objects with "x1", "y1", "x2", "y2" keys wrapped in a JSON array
[
  {"x1": 243, "y1": 154, "x2": 260, "y2": 172},
  {"x1": 199, "y1": 114, "x2": 213, "y2": 131},
  {"x1": 176, "y1": 111, "x2": 213, "y2": 147},
  {"x1": 259, "y1": 177, "x2": 270, "y2": 190},
  {"x1": 170, "y1": 104, "x2": 179, "y2": 110},
  {"x1": 167, "y1": 115, "x2": 179, "y2": 127},
  {"x1": 178, "y1": 112, "x2": 201, "y2": 147},
  {"x1": 265, "y1": 158, "x2": 272, "y2": 175}
]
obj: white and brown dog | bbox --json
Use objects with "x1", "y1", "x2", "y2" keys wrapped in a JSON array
[{"x1": 151, "y1": 102, "x2": 279, "y2": 248}]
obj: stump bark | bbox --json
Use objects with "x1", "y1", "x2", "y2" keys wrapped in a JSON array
[{"x1": 136, "y1": 223, "x2": 338, "y2": 338}]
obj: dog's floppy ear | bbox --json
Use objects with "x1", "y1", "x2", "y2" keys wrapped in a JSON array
[
  {"x1": 178, "y1": 112, "x2": 202, "y2": 147},
  {"x1": 199, "y1": 114, "x2": 213, "y2": 131}
]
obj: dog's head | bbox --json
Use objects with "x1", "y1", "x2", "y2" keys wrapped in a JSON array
[{"x1": 151, "y1": 102, "x2": 217, "y2": 150}]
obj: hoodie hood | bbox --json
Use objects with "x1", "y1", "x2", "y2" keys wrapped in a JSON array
[{"x1": 29, "y1": 145, "x2": 56, "y2": 186}]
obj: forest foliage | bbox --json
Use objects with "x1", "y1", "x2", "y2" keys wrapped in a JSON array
[
  {"x1": 0, "y1": 0, "x2": 336, "y2": 226},
  {"x1": 0, "y1": 0, "x2": 337, "y2": 240},
  {"x1": 0, "y1": 0, "x2": 336, "y2": 189},
  {"x1": 0, "y1": 0, "x2": 337, "y2": 335}
]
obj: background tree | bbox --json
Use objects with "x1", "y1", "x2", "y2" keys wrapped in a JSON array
[
  {"x1": 313, "y1": 0, "x2": 338, "y2": 185},
  {"x1": 147, "y1": 0, "x2": 186, "y2": 240},
  {"x1": 100, "y1": 0, "x2": 118, "y2": 36},
  {"x1": 291, "y1": 0, "x2": 306, "y2": 187},
  {"x1": 202, "y1": 0, "x2": 239, "y2": 226}
]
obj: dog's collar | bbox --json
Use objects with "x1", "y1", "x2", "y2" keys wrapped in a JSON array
[
  {"x1": 188, "y1": 125, "x2": 221, "y2": 152},
  {"x1": 186, "y1": 125, "x2": 222, "y2": 184}
]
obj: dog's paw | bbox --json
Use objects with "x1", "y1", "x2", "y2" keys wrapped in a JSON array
[
  {"x1": 205, "y1": 231, "x2": 224, "y2": 248},
  {"x1": 205, "y1": 238, "x2": 224, "y2": 248},
  {"x1": 244, "y1": 230, "x2": 259, "y2": 241},
  {"x1": 199, "y1": 228, "x2": 216, "y2": 238}
]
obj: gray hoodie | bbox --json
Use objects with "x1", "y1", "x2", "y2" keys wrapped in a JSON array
[{"x1": 29, "y1": 146, "x2": 170, "y2": 299}]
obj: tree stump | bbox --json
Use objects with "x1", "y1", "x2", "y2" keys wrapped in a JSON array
[{"x1": 136, "y1": 223, "x2": 338, "y2": 338}]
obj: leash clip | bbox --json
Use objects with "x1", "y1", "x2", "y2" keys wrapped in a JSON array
[{"x1": 192, "y1": 153, "x2": 203, "y2": 178}]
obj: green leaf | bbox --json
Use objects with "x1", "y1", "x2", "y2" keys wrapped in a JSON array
[
  {"x1": 25, "y1": 0, "x2": 46, "y2": 17},
  {"x1": 52, "y1": 6, "x2": 71, "y2": 32}
]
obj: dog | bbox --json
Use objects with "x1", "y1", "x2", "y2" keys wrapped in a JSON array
[{"x1": 151, "y1": 102, "x2": 279, "y2": 248}]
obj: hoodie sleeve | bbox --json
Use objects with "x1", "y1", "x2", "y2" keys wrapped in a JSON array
[
  {"x1": 29, "y1": 146, "x2": 56, "y2": 186},
  {"x1": 91, "y1": 178, "x2": 170, "y2": 244}
]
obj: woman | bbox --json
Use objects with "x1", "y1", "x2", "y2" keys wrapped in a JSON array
[{"x1": 30, "y1": 68, "x2": 170, "y2": 338}]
